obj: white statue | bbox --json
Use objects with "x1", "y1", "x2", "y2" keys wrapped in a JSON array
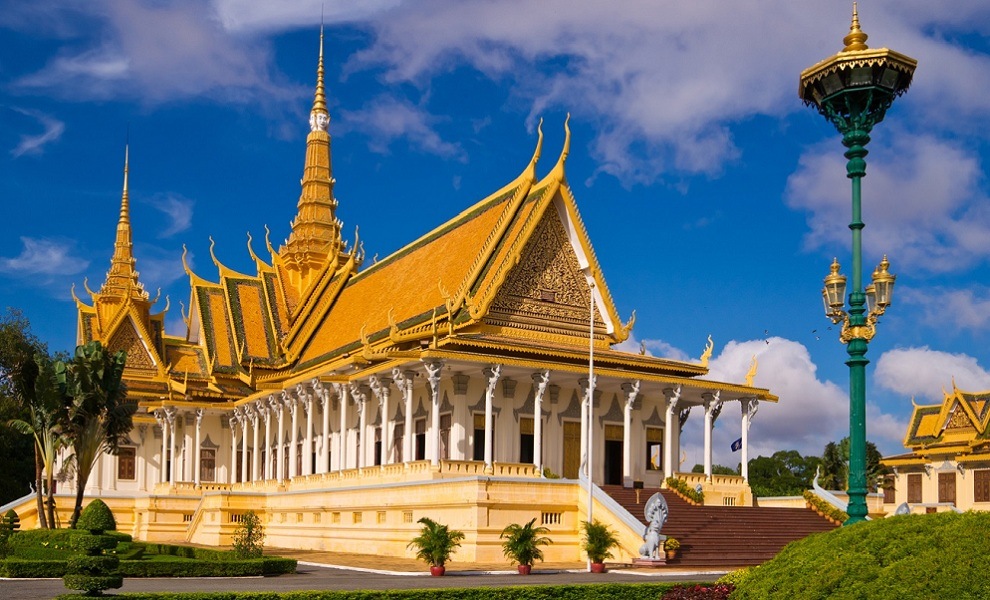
[{"x1": 638, "y1": 492, "x2": 669, "y2": 559}]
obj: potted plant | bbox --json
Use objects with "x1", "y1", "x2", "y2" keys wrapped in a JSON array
[
  {"x1": 581, "y1": 519, "x2": 619, "y2": 573},
  {"x1": 407, "y1": 517, "x2": 465, "y2": 576},
  {"x1": 500, "y1": 518, "x2": 552, "y2": 574},
  {"x1": 664, "y1": 537, "x2": 680, "y2": 561}
]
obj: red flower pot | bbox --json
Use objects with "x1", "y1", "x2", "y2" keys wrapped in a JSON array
[
  {"x1": 430, "y1": 565, "x2": 446, "y2": 576},
  {"x1": 517, "y1": 564, "x2": 532, "y2": 575},
  {"x1": 590, "y1": 562, "x2": 606, "y2": 573}
]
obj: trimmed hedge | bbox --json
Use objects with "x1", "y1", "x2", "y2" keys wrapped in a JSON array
[
  {"x1": 119, "y1": 557, "x2": 297, "y2": 577},
  {"x1": 57, "y1": 583, "x2": 679, "y2": 600},
  {"x1": 731, "y1": 511, "x2": 990, "y2": 599},
  {"x1": 666, "y1": 477, "x2": 704, "y2": 504},
  {"x1": 802, "y1": 490, "x2": 849, "y2": 524},
  {"x1": 0, "y1": 557, "x2": 296, "y2": 578}
]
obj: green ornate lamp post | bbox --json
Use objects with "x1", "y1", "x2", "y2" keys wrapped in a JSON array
[{"x1": 799, "y1": 4, "x2": 917, "y2": 525}]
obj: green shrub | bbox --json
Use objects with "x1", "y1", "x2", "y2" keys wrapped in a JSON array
[
  {"x1": 0, "y1": 558, "x2": 67, "y2": 578},
  {"x1": 117, "y1": 557, "x2": 296, "y2": 578},
  {"x1": 732, "y1": 511, "x2": 990, "y2": 599},
  {"x1": 802, "y1": 490, "x2": 849, "y2": 523},
  {"x1": 665, "y1": 477, "x2": 704, "y2": 504},
  {"x1": 231, "y1": 511, "x2": 265, "y2": 559},
  {"x1": 76, "y1": 499, "x2": 117, "y2": 534}
]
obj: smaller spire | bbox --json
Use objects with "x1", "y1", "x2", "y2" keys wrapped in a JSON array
[
  {"x1": 309, "y1": 24, "x2": 330, "y2": 132},
  {"x1": 842, "y1": 3, "x2": 869, "y2": 52},
  {"x1": 120, "y1": 143, "x2": 130, "y2": 225}
]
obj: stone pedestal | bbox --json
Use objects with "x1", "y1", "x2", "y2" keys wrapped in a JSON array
[{"x1": 632, "y1": 556, "x2": 667, "y2": 567}]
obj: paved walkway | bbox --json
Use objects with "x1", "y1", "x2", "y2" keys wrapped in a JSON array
[{"x1": 1, "y1": 550, "x2": 732, "y2": 599}]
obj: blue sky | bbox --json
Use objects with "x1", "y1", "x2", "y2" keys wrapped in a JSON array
[{"x1": 2, "y1": 1, "x2": 990, "y2": 467}]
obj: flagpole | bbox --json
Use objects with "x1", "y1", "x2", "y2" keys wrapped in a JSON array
[{"x1": 587, "y1": 279, "x2": 595, "y2": 572}]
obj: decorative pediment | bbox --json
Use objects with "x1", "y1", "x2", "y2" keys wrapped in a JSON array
[
  {"x1": 486, "y1": 205, "x2": 604, "y2": 336},
  {"x1": 107, "y1": 316, "x2": 156, "y2": 371}
]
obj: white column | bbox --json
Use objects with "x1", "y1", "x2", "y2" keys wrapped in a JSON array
[
  {"x1": 663, "y1": 387, "x2": 681, "y2": 479},
  {"x1": 370, "y1": 376, "x2": 393, "y2": 467},
  {"x1": 532, "y1": 371, "x2": 550, "y2": 475},
  {"x1": 228, "y1": 412, "x2": 239, "y2": 484},
  {"x1": 264, "y1": 396, "x2": 275, "y2": 480},
  {"x1": 194, "y1": 409, "x2": 203, "y2": 485},
  {"x1": 182, "y1": 415, "x2": 193, "y2": 482},
  {"x1": 393, "y1": 369, "x2": 415, "y2": 463},
  {"x1": 621, "y1": 381, "x2": 640, "y2": 488},
  {"x1": 300, "y1": 384, "x2": 314, "y2": 476},
  {"x1": 155, "y1": 410, "x2": 168, "y2": 484},
  {"x1": 741, "y1": 398, "x2": 758, "y2": 482},
  {"x1": 482, "y1": 365, "x2": 501, "y2": 470},
  {"x1": 335, "y1": 383, "x2": 349, "y2": 472},
  {"x1": 238, "y1": 409, "x2": 248, "y2": 483},
  {"x1": 250, "y1": 404, "x2": 261, "y2": 481},
  {"x1": 316, "y1": 381, "x2": 330, "y2": 473},
  {"x1": 424, "y1": 361, "x2": 444, "y2": 467},
  {"x1": 287, "y1": 391, "x2": 299, "y2": 479},
  {"x1": 350, "y1": 383, "x2": 368, "y2": 469},
  {"x1": 275, "y1": 396, "x2": 286, "y2": 482},
  {"x1": 703, "y1": 394, "x2": 714, "y2": 480},
  {"x1": 166, "y1": 407, "x2": 178, "y2": 484}
]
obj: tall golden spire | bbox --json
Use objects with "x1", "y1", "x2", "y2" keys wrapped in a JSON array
[
  {"x1": 279, "y1": 25, "x2": 347, "y2": 291},
  {"x1": 842, "y1": 3, "x2": 869, "y2": 52},
  {"x1": 100, "y1": 144, "x2": 147, "y2": 300}
]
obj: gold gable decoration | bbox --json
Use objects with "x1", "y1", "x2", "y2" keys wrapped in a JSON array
[
  {"x1": 107, "y1": 317, "x2": 156, "y2": 371},
  {"x1": 487, "y1": 206, "x2": 603, "y2": 336}
]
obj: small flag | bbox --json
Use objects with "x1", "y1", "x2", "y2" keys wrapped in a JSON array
[{"x1": 730, "y1": 438, "x2": 743, "y2": 452}]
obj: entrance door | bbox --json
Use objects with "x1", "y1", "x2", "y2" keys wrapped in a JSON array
[
  {"x1": 603, "y1": 424, "x2": 623, "y2": 485},
  {"x1": 563, "y1": 421, "x2": 581, "y2": 479},
  {"x1": 604, "y1": 440, "x2": 623, "y2": 485},
  {"x1": 938, "y1": 472, "x2": 956, "y2": 504}
]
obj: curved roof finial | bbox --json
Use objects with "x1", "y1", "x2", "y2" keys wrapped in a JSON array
[
  {"x1": 550, "y1": 113, "x2": 571, "y2": 177},
  {"x1": 208, "y1": 236, "x2": 221, "y2": 270},
  {"x1": 522, "y1": 118, "x2": 544, "y2": 182},
  {"x1": 842, "y1": 3, "x2": 869, "y2": 52},
  {"x1": 181, "y1": 244, "x2": 193, "y2": 276}
]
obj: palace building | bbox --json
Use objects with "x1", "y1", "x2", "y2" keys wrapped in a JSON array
[
  {"x1": 11, "y1": 33, "x2": 777, "y2": 561},
  {"x1": 883, "y1": 383, "x2": 990, "y2": 514}
]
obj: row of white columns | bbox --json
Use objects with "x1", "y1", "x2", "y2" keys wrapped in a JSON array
[{"x1": 153, "y1": 367, "x2": 760, "y2": 486}]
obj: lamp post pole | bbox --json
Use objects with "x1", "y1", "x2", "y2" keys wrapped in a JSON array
[{"x1": 799, "y1": 4, "x2": 916, "y2": 524}]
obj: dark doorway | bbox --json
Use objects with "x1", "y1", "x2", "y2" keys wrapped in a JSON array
[{"x1": 604, "y1": 440, "x2": 623, "y2": 485}]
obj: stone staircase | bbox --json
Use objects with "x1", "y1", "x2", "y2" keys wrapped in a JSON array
[{"x1": 601, "y1": 485, "x2": 838, "y2": 568}]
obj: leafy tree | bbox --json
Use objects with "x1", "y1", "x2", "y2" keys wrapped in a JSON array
[
  {"x1": 232, "y1": 511, "x2": 265, "y2": 559},
  {"x1": 56, "y1": 341, "x2": 136, "y2": 528},
  {"x1": 500, "y1": 518, "x2": 552, "y2": 567},
  {"x1": 818, "y1": 437, "x2": 889, "y2": 492},
  {"x1": 691, "y1": 464, "x2": 739, "y2": 476},
  {"x1": 8, "y1": 353, "x2": 66, "y2": 528},
  {"x1": 747, "y1": 450, "x2": 821, "y2": 497},
  {"x1": 0, "y1": 309, "x2": 50, "y2": 520}
]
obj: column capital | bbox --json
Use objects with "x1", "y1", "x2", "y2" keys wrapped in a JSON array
[
  {"x1": 621, "y1": 380, "x2": 640, "y2": 411},
  {"x1": 194, "y1": 408, "x2": 204, "y2": 425},
  {"x1": 392, "y1": 368, "x2": 415, "y2": 394},
  {"x1": 483, "y1": 364, "x2": 502, "y2": 388}
]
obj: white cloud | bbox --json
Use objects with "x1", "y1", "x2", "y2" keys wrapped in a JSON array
[
  {"x1": 900, "y1": 285, "x2": 990, "y2": 331},
  {"x1": 12, "y1": 1, "x2": 299, "y2": 106},
  {"x1": 133, "y1": 244, "x2": 187, "y2": 289},
  {"x1": 689, "y1": 337, "x2": 907, "y2": 465},
  {"x1": 145, "y1": 194, "x2": 195, "y2": 238},
  {"x1": 9, "y1": 108, "x2": 65, "y2": 157},
  {"x1": 0, "y1": 237, "x2": 89, "y2": 277},
  {"x1": 338, "y1": 95, "x2": 465, "y2": 160},
  {"x1": 213, "y1": 0, "x2": 400, "y2": 33},
  {"x1": 786, "y1": 131, "x2": 990, "y2": 273},
  {"x1": 613, "y1": 333, "x2": 691, "y2": 362},
  {"x1": 875, "y1": 347, "x2": 990, "y2": 402}
]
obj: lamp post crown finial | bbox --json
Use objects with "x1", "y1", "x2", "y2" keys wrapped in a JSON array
[{"x1": 843, "y1": 3, "x2": 869, "y2": 52}]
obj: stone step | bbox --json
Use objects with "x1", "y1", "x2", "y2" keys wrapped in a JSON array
[{"x1": 601, "y1": 485, "x2": 838, "y2": 568}]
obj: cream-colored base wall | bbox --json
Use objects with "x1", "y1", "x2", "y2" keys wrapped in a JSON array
[{"x1": 3, "y1": 473, "x2": 642, "y2": 564}]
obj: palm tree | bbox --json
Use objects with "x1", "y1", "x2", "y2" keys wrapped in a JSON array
[
  {"x1": 407, "y1": 517, "x2": 465, "y2": 570},
  {"x1": 8, "y1": 353, "x2": 65, "y2": 528},
  {"x1": 56, "y1": 341, "x2": 135, "y2": 528},
  {"x1": 500, "y1": 518, "x2": 552, "y2": 570}
]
